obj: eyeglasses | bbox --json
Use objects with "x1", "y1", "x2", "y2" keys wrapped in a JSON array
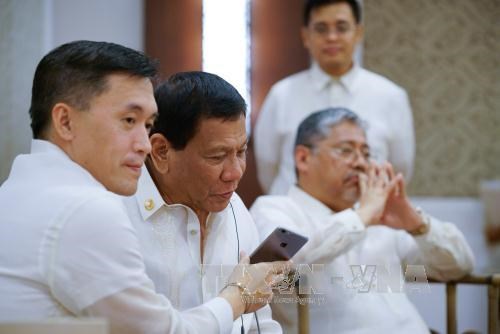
[
  {"x1": 310, "y1": 22, "x2": 353, "y2": 37},
  {"x1": 329, "y1": 145, "x2": 370, "y2": 163}
]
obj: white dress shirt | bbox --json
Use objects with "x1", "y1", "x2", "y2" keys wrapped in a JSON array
[
  {"x1": 254, "y1": 63, "x2": 415, "y2": 195},
  {"x1": 122, "y1": 167, "x2": 282, "y2": 334},
  {"x1": 0, "y1": 140, "x2": 240, "y2": 334},
  {"x1": 250, "y1": 186, "x2": 475, "y2": 334}
]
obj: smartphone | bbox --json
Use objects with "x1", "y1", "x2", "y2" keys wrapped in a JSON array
[{"x1": 250, "y1": 227, "x2": 308, "y2": 264}]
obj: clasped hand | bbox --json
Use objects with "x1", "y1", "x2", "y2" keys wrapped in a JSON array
[{"x1": 355, "y1": 162, "x2": 422, "y2": 231}]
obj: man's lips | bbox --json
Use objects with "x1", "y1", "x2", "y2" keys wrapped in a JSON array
[
  {"x1": 323, "y1": 46, "x2": 342, "y2": 56},
  {"x1": 213, "y1": 190, "x2": 235, "y2": 200},
  {"x1": 125, "y1": 163, "x2": 143, "y2": 175},
  {"x1": 344, "y1": 174, "x2": 359, "y2": 186}
]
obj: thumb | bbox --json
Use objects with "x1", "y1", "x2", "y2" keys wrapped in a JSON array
[
  {"x1": 358, "y1": 173, "x2": 367, "y2": 194},
  {"x1": 239, "y1": 251, "x2": 250, "y2": 264}
]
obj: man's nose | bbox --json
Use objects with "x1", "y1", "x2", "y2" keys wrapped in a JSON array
[
  {"x1": 351, "y1": 152, "x2": 369, "y2": 171},
  {"x1": 221, "y1": 156, "x2": 245, "y2": 182},
  {"x1": 326, "y1": 30, "x2": 341, "y2": 40},
  {"x1": 133, "y1": 128, "x2": 152, "y2": 155}
]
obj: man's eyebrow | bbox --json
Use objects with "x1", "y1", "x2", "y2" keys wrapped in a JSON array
[
  {"x1": 124, "y1": 103, "x2": 153, "y2": 113},
  {"x1": 205, "y1": 139, "x2": 248, "y2": 153},
  {"x1": 123, "y1": 104, "x2": 158, "y2": 119},
  {"x1": 336, "y1": 19, "x2": 351, "y2": 24},
  {"x1": 334, "y1": 140, "x2": 368, "y2": 146},
  {"x1": 313, "y1": 18, "x2": 350, "y2": 25}
]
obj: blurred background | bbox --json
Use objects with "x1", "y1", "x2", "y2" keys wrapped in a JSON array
[{"x1": 1, "y1": 0, "x2": 499, "y2": 332}]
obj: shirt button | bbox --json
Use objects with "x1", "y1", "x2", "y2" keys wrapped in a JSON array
[{"x1": 190, "y1": 230, "x2": 198, "y2": 235}]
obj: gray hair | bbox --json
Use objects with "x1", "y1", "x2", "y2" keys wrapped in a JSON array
[{"x1": 294, "y1": 107, "x2": 366, "y2": 149}]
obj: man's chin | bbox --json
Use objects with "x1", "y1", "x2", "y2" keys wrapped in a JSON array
[
  {"x1": 207, "y1": 198, "x2": 232, "y2": 213},
  {"x1": 106, "y1": 181, "x2": 138, "y2": 197},
  {"x1": 342, "y1": 187, "x2": 360, "y2": 204}
]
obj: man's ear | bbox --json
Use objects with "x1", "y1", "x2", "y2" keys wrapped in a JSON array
[
  {"x1": 354, "y1": 24, "x2": 364, "y2": 45},
  {"x1": 301, "y1": 26, "x2": 311, "y2": 51},
  {"x1": 149, "y1": 133, "x2": 171, "y2": 174},
  {"x1": 51, "y1": 102, "x2": 76, "y2": 141},
  {"x1": 295, "y1": 145, "x2": 312, "y2": 175}
]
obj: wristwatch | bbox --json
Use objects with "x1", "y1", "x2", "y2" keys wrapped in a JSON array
[
  {"x1": 408, "y1": 207, "x2": 431, "y2": 236},
  {"x1": 225, "y1": 281, "x2": 252, "y2": 312},
  {"x1": 225, "y1": 281, "x2": 251, "y2": 297}
]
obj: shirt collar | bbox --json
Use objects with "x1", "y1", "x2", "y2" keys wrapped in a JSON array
[
  {"x1": 340, "y1": 64, "x2": 360, "y2": 93},
  {"x1": 309, "y1": 61, "x2": 361, "y2": 94},
  {"x1": 288, "y1": 184, "x2": 335, "y2": 218},
  {"x1": 134, "y1": 166, "x2": 167, "y2": 221},
  {"x1": 310, "y1": 61, "x2": 332, "y2": 91},
  {"x1": 134, "y1": 166, "x2": 235, "y2": 224},
  {"x1": 29, "y1": 139, "x2": 105, "y2": 189},
  {"x1": 31, "y1": 139, "x2": 69, "y2": 156}
]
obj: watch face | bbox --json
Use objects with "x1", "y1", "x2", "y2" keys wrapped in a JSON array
[
  {"x1": 410, "y1": 209, "x2": 430, "y2": 236},
  {"x1": 413, "y1": 224, "x2": 428, "y2": 236}
]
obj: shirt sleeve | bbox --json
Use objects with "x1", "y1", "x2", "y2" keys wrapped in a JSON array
[
  {"x1": 82, "y1": 283, "x2": 234, "y2": 334},
  {"x1": 42, "y1": 194, "x2": 234, "y2": 334},
  {"x1": 388, "y1": 89, "x2": 415, "y2": 182},
  {"x1": 397, "y1": 215, "x2": 475, "y2": 281},
  {"x1": 254, "y1": 87, "x2": 282, "y2": 194},
  {"x1": 250, "y1": 198, "x2": 366, "y2": 265},
  {"x1": 295, "y1": 209, "x2": 366, "y2": 265},
  {"x1": 43, "y1": 194, "x2": 152, "y2": 313}
]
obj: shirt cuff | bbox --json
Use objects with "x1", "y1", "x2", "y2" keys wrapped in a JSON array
[
  {"x1": 335, "y1": 209, "x2": 366, "y2": 232},
  {"x1": 204, "y1": 297, "x2": 234, "y2": 334},
  {"x1": 412, "y1": 215, "x2": 451, "y2": 252}
]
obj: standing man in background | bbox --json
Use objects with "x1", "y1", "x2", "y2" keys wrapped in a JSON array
[{"x1": 254, "y1": 0, "x2": 415, "y2": 195}]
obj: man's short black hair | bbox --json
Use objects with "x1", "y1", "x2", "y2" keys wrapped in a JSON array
[
  {"x1": 303, "y1": 0, "x2": 361, "y2": 26},
  {"x1": 153, "y1": 71, "x2": 246, "y2": 150},
  {"x1": 29, "y1": 40, "x2": 158, "y2": 139}
]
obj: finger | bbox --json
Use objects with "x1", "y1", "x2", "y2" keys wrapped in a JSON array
[
  {"x1": 269, "y1": 260, "x2": 293, "y2": 275},
  {"x1": 239, "y1": 251, "x2": 249, "y2": 264},
  {"x1": 373, "y1": 165, "x2": 386, "y2": 188},
  {"x1": 396, "y1": 173, "x2": 406, "y2": 197},
  {"x1": 379, "y1": 167, "x2": 390, "y2": 187},
  {"x1": 387, "y1": 173, "x2": 404, "y2": 197},
  {"x1": 368, "y1": 164, "x2": 377, "y2": 187},
  {"x1": 386, "y1": 172, "x2": 400, "y2": 192},
  {"x1": 382, "y1": 162, "x2": 394, "y2": 181},
  {"x1": 386, "y1": 163, "x2": 395, "y2": 183},
  {"x1": 268, "y1": 273, "x2": 287, "y2": 287}
]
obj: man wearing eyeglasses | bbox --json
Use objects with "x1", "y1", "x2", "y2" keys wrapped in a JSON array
[
  {"x1": 254, "y1": 0, "x2": 415, "y2": 196},
  {"x1": 250, "y1": 108, "x2": 474, "y2": 334}
]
